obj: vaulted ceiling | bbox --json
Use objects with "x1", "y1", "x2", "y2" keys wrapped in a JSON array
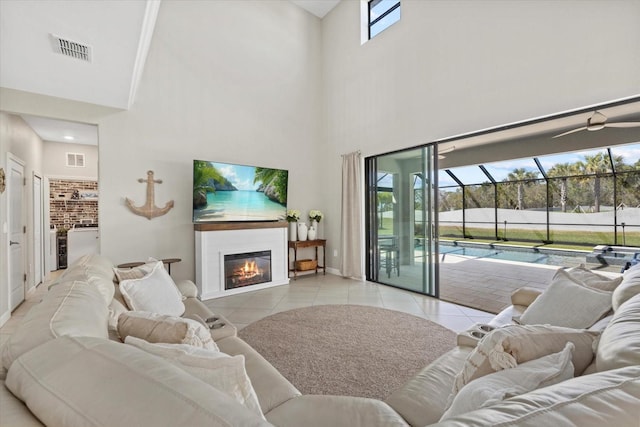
[{"x1": 0, "y1": 0, "x2": 340, "y2": 111}]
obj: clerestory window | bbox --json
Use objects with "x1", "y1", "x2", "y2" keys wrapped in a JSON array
[{"x1": 368, "y1": 0, "x2": 401, "y2": 39}]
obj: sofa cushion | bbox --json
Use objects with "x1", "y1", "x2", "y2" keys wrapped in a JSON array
[
  {"x1": 217, "y1": 336, "x2": 301, "y2": 414},
  {"x1": 519, "y1": 269, "x2": 612, "y2": 329},
  {"x1": 119, "y1": 261, "x2": 185, "y2": 316},
  {"x1": 450, "y1": 324, "x2": 597, "y2": 398},
  {"x1": 50, "y1": 260, "x2": 116, "y2": 306},
  {"x1": 1, "y1": 281, "x2": 109, "y2": 370},
  {"x1": 440, "y1": 342, "x2": 575, "y2": 420},
  {"x1": 566, "y1": 265, "x2": 623, "y2": 291},
  {"x1": 612, "y1": 265, "x2": 640, "y2": 311},
  {"x1": 431, "y1": 365, "x2": 640, "y2": 427},
  {"x1": 118, "y1": 311, "x2": 218, "y2": 350},
  {"x1": 596, "y1": 293, "x2": 640, "y2": 372},
  {"x1": 385, "y1": 347, "x2": 472, "y2": 427},
  {"x1": 125, "y1": 336, "x2": 263, "y2": 417},
  {"x1": 1, "y1": 380, "x2": 44, "y2": 427},
  {"x1": 265, "y1": 395, "x2": 409, "y2": 427},
  {"x1": 60, "y1": 253, "x2": 116, "y2": 281},
  {"x1": 5, "y1": 336, "x2": 272, "y2": 427}
]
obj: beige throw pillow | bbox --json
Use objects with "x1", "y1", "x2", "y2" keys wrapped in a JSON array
[
  {"x1": 519, "y1": 269, "x2": 612, "y2": 329},
  {"x1": 118, "y1": 311, "x2": 218, "y2": 351},
  {"x1": 566, "y1": 265, "x2": 623, "y2": 292},
  {"x1": 113, "y1": 259, "x2": 158, "y2": 282},
  {"x1": 450, "y1": 324, "x2": 598, "y2": 400},
  {"x1": 441, "y1": 342, "x2": 575, "y2": 420},
  {"x1": 125, "y1": 336, "x2": 264, "y2": 418},
  {"x1": 612, "y1": 266, "x2": 640, "y2": 311},
  {"x1": 118, "y1": 261, "x2": 185, "y2": 316}
]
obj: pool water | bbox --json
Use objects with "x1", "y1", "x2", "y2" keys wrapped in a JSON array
[{"x1": 438, "y1": 243, "x2": 585, "y2": 267}]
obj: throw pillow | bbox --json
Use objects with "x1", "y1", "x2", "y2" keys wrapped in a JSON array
[
  {"x1": 441, "y1": 342, "x2": 575, "y2": 420},
  {"x1": 118, "y1": 261, "x2": 185, "y2": 316},
  {"x1": 125, "y1": 336, "x2": 263, "y2": 418},
  {"x1": 449, "y1": 324, "x2": 598, "y2": 400},
  {"x1": 519, "y1": 269, "x2": 612, "y2": 329},
  {"x1": 566, "y1": 265, "x2": 623, "y2": 292},
  {"x1": 118, "y1": 311, "x2": 218, "y2": 351},
  {"x1": 612, "y1": 266, "x2": 640, "y2": 311},
  {"x1": 113, "y1": 258, "x2": 158, "y2": 282}
]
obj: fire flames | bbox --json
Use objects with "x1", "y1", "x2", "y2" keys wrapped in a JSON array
[
  {"x1": 233, "y1": 260, "x2": 261, "y2": 281},
  {"x1": 242, "y1": 260, "x2": 260, "y2": 278}
]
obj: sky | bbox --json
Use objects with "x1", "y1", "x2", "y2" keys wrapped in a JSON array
[
  {"x1": 438, "y1": 142, "x2": 640, "y2": 187},
  {"x1": 211, "y1": 162, "x2": 258, "y2": 191},
  {"x1": 377, "y1": 142, "x2": 640, "y2": 189}
]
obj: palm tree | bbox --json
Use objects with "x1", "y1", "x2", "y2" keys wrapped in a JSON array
[
  {"x1": 193, "y1": 161, "x2": 224, "y2": 209},
  {"x1": 547, "y1": 162, "x2": 576, "y2": 212},
  {"x1": 254, "y1": 167, "x2": 288, "y2": 204},
  {"x1": 577, "y1": 153, "x2": 623, "y2": 212},
  {"x1": 506, "y1": 168, "x2": 540, "y2": 210}
]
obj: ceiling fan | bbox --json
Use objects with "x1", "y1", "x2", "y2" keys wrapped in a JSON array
[{"x1": 553, "y1": 111, "x2": 640, "y2": 138}]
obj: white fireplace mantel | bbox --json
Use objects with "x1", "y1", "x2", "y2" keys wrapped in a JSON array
[{"x1": 195, "y1": 222, "x2": 289, "y2": 299}]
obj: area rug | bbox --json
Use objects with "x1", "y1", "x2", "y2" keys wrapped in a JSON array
[{"x1": 238, "y1": 305, "x2": 456, "y2": 400}]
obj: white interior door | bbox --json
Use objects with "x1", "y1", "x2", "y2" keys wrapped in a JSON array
[
  {"x1": 33, "y1": 173, "x2": 43, "y2": 287},
  {"x1": 8, "y1": 155, "x2": 25, "y2": 311}
]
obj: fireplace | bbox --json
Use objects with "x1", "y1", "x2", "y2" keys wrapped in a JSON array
[{"x1": 224, "y1": 250, "x2": 272, "y2": 290}]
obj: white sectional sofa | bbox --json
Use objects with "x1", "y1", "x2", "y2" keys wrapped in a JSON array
[{"x1": 1, "y1": 254, "x2": 639, "y2": 426}]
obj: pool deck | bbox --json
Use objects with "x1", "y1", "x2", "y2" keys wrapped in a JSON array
[{"x1": 381, "y1": 255, "x2": 621, "y2": 314}]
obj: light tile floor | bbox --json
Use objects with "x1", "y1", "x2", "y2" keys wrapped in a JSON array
[{"x1": 202, "y1": 273, "x2": 495, "y2": 332}]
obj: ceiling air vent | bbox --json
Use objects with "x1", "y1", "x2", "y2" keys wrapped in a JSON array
[{"x1": 50, "y1": 34, "x2": 92, "y2": 62}]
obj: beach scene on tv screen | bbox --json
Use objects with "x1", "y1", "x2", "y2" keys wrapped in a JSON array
[{"x1": 193, "y1": 160, "x2": 288, "y2": 222}]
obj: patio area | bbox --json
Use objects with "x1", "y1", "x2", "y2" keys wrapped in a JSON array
[{"x1": 381, "y1": 253, "x2": 622, "y2": 314}]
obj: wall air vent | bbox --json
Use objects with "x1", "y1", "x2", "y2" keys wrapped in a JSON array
[
  {"x1": 50, "y1": 34, "x2": 92, "y2": 62},
  {"x1": 66, "y1": 153, "x2": 86, "y2": 168}
]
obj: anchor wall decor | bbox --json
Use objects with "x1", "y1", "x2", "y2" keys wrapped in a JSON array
[{"x1": 125, "y1": 170, "x2": 174, "y2": 220}]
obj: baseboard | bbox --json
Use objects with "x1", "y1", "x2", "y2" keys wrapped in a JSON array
[
  {"x1": 0, "y1": 310, "x2": 10, "y2": 328},
  {"x1": 326, "y1": 267, "x2": 341, "y2": 276}
]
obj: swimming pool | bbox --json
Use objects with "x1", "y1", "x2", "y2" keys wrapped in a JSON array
[{"x1": 437, "y1": 242, "x2": 587, "y2": 267}]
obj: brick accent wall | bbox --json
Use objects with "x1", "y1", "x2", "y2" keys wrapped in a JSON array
[{"x1": 50, "y1": 179, "x2": 98, "y2": 230}]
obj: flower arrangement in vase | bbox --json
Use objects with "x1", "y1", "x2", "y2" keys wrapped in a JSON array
[
  {"x1": 287, "y1": 209, "x2": 300, "y2": 241},
  {"x1": 308, "y1": 209, "x2": 323, "y2": 239}
]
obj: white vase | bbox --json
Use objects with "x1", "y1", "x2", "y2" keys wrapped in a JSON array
[
  {"x1": 308, "y1": 225, "x2": 317, "y2": 241},
  {"x1": 288, "y1": 222, "x2": 297, "y2": 241},
  {"x1": 297, "y1": 222, "x2": 308, "y2": 241}
]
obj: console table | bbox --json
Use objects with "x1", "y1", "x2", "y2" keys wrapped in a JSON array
[{"x1": 288, "y1": 239, "x2": 326, "y2": 279}]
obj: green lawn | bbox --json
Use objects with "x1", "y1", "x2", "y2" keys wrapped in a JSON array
[
  {"x1": 378, "y1": 218, "x2": 639, "y2": 250},
  {"x1": 439, "y1": 225, "x2": 640, "y2": 250}
]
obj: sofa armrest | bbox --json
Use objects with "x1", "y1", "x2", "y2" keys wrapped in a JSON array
[
  {"x1": 511, "y1": 287, "x2": 542, "y2": 307},
  {"x1": 175, "y1": 280, "x2": 198, "y2": 298}
]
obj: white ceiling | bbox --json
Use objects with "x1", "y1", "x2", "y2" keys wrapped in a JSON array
[
  {"x1": 21, "y1": 115, "x2": 98, "y2": 146},
  {"x1": 291, "y1": 0, "x2": 342, "y2": 18},
  {"x1": 0, "y1": 0, "x2": 159, "y2": 110}
]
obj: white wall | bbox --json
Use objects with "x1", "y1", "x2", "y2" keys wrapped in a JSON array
[
  {"x1": 97, "y1": 0, "x2": 323, "y2": 279},
  {"x1": 0, "y1": 112, "x2": 44, "y2": 323},
  {"x1": 319, "y1": 0, "x2": 640, "y2": 268},
  {"x1": 43, "y1": 141, "x2": 98, "y2": 179}
]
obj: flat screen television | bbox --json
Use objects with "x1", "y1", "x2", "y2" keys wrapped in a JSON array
[{"x1": 193, "y1": 160, "x2": 288, "y2": 223}]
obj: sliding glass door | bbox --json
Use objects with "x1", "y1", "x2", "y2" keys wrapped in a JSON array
[{"x1": 365, "y1": 145, "x2": 438, "y2": 297}]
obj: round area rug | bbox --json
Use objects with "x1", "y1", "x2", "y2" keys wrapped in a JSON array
[{"x1": 238, "y1": 305, "x2": 456, "y2": 400}]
